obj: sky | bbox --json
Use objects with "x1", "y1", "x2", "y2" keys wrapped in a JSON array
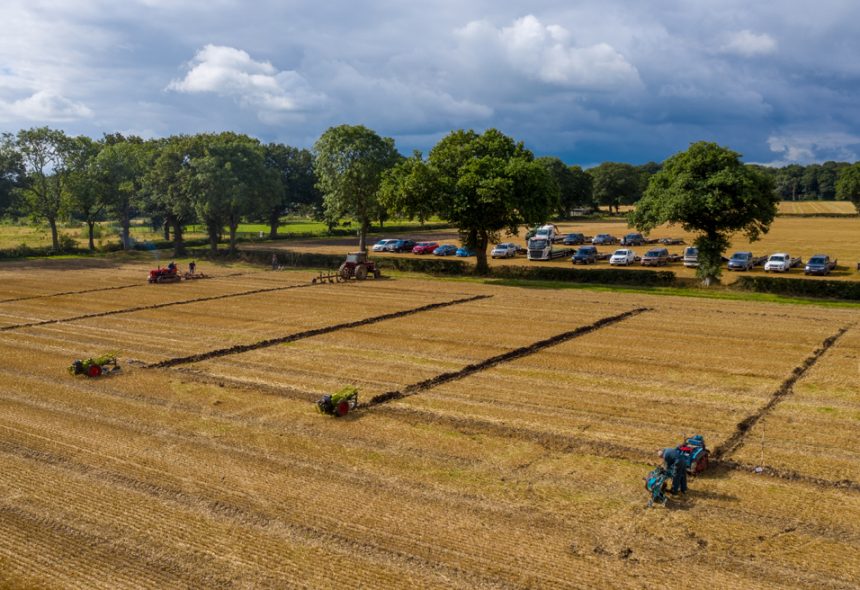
[{"x1": 2, "y1": 0, "x2": 859, "y2": 166}]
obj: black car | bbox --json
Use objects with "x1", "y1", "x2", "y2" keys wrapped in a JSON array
[
  {"x1": 621, "y1": 233, "x2": 645, "y2": 246},
  {"x1": 562, "y1": 233, "x2": 585, "y2": 245},
  {"x1": 571, "y1": 246, "x2": 598, "y2": 264},
  {"x1": 389, "y1": 239, "x2": 416, "y2": 253}
]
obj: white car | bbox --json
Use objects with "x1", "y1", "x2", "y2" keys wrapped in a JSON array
[
  {"x1": 372, "y1": 239, "x2": 398, "y2": 252},
  {"x1": 764, "y1": 252, "x2": 795, "y2": 272},
  {"x1": 609, "y1": 248, "x2": 636, "y2": 266},
  {"x1": 491, "y1": 243, "x2": 518, "y2": 258}
]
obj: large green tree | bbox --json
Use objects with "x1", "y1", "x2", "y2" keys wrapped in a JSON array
[
  {"x1": 0, "y1": 133, "x2": 25, "y2": 217},
  {"x1": 94, "y1": 134, "x2": 148, "y2": 249},
  {"x1": 536, "y1": 157, "x2": 592, "y2": 218},
  {"x1": 588, "y1": 162, "x2": 641, "y2": 213},
  {"x1": 381, "y1": 128, "x2": 554, "y2": 274},
  {"x1": 313, "y1": 125, "x2": 399, "y2": 252},
  {"x1": 15, "y1": 127, "x2": 74, "y2": 251},
  {"x1": 263, "y1": 144, "x2": 318, "y2": 239},
  {"x1": 630, "y1": 141, "x2": 777, "y2": 285},
  {"x1": 835, "y1": 162, "x2": 860, "y2": 213},
  {"x1": 65, "y1": 135, "x2": 105, "y2": 251}
]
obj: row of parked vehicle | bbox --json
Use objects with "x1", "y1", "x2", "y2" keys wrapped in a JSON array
[{"x1": 372, "y1": 238, "x2": 475, "y2": 257}]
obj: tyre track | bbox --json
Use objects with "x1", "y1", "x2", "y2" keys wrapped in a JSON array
[
  {"x1": 713, "y1": 324, "x2": 853, "y2": 461},
  {"x1": 366, "y1": 306, "x2": 651, "y2": 406},
  {"x1": 147, "y1": 294, "x2": 492, "y2": 369},
  {"x1": 0, "y1": 282, "x2": 315, "y2": 332}
]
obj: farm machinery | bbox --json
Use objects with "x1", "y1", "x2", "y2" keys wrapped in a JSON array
[
  {"x1": 645, "y1": 466, "x2": 670, "y2": 507},
  {"x1": 679, "y1": 434, "x2": 710, "y2": 474},
  {"x1": 148, "y1": 262, "x2": 207, "y2": 283},
  {"x1": 316, "y1": 386, "x2": 359, "y2": 417},
  {"x1": 68, "y1": 353, "x2": 120, "y2": 378},
  {"x1": 311, "y1": 252, "x2": 382, "y2": 283}
]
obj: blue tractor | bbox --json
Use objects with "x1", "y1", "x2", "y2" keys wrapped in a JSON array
[{"x1": 678, "y1": 435, "x2": 710, "y2": 475}]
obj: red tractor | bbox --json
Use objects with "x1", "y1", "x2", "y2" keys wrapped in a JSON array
[
  {"x1": 338, "y1": 251, "x2": 381, "y2": 280},
  {"x1": 148, "y1": 263, "x2": 181, "y2": 283}
]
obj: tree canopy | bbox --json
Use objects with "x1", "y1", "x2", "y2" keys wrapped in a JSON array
[
  {"x1": 314, "y1": 125, "x2": 399, "y2": 252},
  {"x1": 588, "y1": 162, "x2": 641, "y2": 214},
  {"x1": 630, "y1": 141, "x2": 777, "y2": 285},
  {"x1": 835, "y1": 162, "x2": 860, "y2": 213}
]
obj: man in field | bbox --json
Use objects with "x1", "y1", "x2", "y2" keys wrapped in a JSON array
[{"x1": 658, "y1": 447, "x2": 688, "y2": 495}]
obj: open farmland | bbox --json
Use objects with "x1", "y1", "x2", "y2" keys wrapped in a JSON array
[{"x1": 0, "y1": 258, "x2": 858, "y2": 589}]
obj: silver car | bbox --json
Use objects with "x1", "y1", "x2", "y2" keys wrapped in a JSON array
[{"x1": 491, "y1": 243, "x2": 518, "y2": 258}]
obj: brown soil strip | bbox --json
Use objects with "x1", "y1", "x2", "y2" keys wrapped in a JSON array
[
  {"x1": 147, "y1": 294, "x2": 492, "y2": 369},
  {"x1": 0, "y1": 283, "x2": 315, "y2": 332},
  {"x1": 712, "y1": 324, "x2": 853, "y2": 461},
  {"x1": 366, "y1": 306, "x2": 650, "y2": 406},
  {"x1": 0, "y1": 271, "x2": 254, "y2": 304},
  {"x1": 719, "y1": 459, "x2": 860, "y2": 493}
]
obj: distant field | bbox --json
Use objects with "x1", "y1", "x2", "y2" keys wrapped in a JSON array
[
  {"x1": 778, "y1": 201, "x2": 857, "y2": 215},
  {"x1": 0, "y1": 258, "x2": 857, "y2": 588}
]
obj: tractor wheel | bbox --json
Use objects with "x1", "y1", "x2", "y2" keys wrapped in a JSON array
[
  {"x1": 87, "y1": 364, "x2": 102, "y2": 378},
  {"x1": 696, "y1": 454, "x2": 709, "y2": 474},
  {"x1": 354, "y1": 264, "x2": 368, "y2": 280},
  {"x1": 338, "y1": 263, "x2": 351, "y2": 280},
  {"x1": 335, "y1": 401, "x2": 350, "y2": 416}
]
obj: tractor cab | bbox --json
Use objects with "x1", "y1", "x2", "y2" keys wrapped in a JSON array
[{"x1": 345, "y1": 251, "x2": 367, "y2": 265}]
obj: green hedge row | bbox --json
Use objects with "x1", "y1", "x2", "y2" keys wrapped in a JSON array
[
  {"x1": 734, "y1": 275, "x2": 860, "y2": 300},
  {"x1": 489, "y1": 264, "x2": 677, "y2": 286},
  {"x1": 237, "y1": 249, "x2": 470, "y2": 275}
]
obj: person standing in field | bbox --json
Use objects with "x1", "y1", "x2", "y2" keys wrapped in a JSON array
[
  {"x1": 271, "y1": 253, "x2": 278, "y2": 270},
  {"x1": 189, "y1": 261, "x2": 196, "y2": 275},
  {"x1": 658, "y1": 447, "x2": 688, "y2": 495}
]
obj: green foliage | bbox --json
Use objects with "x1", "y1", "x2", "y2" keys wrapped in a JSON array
[
  {"x1": 263, "y1": 143, "x2": 318, "y2": 238},
  {"x1": 631, "y1": 141, "x2": 777, "y2": 285},
  {"x1": 587, "y1": 162, "x2": 642, "y2": 213},
  {"x1": 835, "y1": 162, "x2": 860, "y2": 213},
  {"x1": 379, "y1": 151, "x2": 439, "y2": 224},
  {"x1": 93, "y1": 134, "x2": 149, "y2": 249},
  {"x1": 734, "y1": 275, "x2": 860, "y2": 301},
  {"x1": 314, "y1": 125, "x2": 400, "y2": 251},
  {"x1": 331, "y1": 386, "x2": 359, "y2": 404},
  {"x1": 0, "y1": 133, "x2": 25, "y2": 217}
]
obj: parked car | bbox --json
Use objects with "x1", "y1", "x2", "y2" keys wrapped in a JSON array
[
  {"x1": 727, "y1": 251, "x2": 755, "y2": 271},
  {"x1": 562, "y1": 233, "x2": 586, "y2": 246},
  {"x1": 433, "y1": 244, "x2": 457, "y2": 256},
  {"x1": 387, "y1": 239, "x2": 416, "y2": 253},
  {"x1": 491, "y1": 243, "x2": 518, "y2": 258},
  {"x1": 455, "y1": 247, "x2": 475, "y2": 257},
  {"x1": 571, "y1": 246, "x2": 598, "y2": 264},
  {"x1": 641, "y1": 247, "x2": 669, "y2": 266},
  {"x1": 372, "y1": 239, "x2": 398, "y2": 252},
  {"x1": 683, "y1": 246, "x2": 699, "y2": 268},
  {"x1": 411, "y1": 241, "x2": 439, "y2": 254},
  {"x1": 764, "y1": 252, "x2": 800, "y2": 273},
  {"x1": 804, "y1": 254, "x2": 837, "y2": 276},
  {"x1": 609, "y1": 249, "x2": 637, "y2": 266},
  {"x1": 592, "y1": 234, "x2": 617, "y2": 245},
  {"x1": 621, "y1": 233, "x2": 645, "y2": 246}
]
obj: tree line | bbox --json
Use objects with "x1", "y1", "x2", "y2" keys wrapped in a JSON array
[{"x1": 1, "y1": 125, "x2": 859, "y2": 275}]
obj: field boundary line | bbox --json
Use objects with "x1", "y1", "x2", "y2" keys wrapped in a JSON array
[
  {"x1": 713, "y1": 323, "x2": 854, "y2": 461},
  {"x1": 147, "y1": 294, "x2": 493, "y2": 369},
  {"x1": 366, "y1": 306, "x2": 651, "y2": 406},
  {"x1": 0, "y1": 270, "x2": 255, "y2": 304},
  {"x1": 0, "y1": 282, "x2": 315, "y2": 332}
]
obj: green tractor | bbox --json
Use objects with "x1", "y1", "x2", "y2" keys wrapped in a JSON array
[
  {"x1": 68, "y1": 353, "x2": 120, "y2": 378},
  {"x1": 317, "y1": 386, "x2": 359, "y2": 417}
]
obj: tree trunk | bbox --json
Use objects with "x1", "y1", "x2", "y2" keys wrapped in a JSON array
[
  {"x1": 121, "y1": 210, "x2": 131, "y2": 250},
  {"x1": 163, "y1": 220, "x2": 170, "y2": 241},
  {"x1": 358, "y1": 219, "x2": 368, "y2": 252},
  {"x1": 474, "y1": 230, "x2": 490, "y2": 275},
  {"x1": 48, "y1": 217, "x2": 59, "y2": 251},
  {"x1": 207, "y1": 221, "x2": 219, "y2": 253},
  {"x1": 172, "y1": 219, "x2": 185, "y2": 257},
  {"x1": 229, "y1": 220, "x2": 238, "y2": 254},
  {"x1": 269, "y1": 207, "x2": 280, "y2": 240},
  {"x1": 87, "y1": 221, "x2": 95, "y2": 251}
]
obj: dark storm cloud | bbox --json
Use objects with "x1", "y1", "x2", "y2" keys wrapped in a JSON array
[{"x1": 2, "y1": 0, "x2": 859, "y2": 165}]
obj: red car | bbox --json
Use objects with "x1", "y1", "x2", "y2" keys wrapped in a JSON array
[{"x1": 412, "y1": 241, "x2": 439, "y2": 254}]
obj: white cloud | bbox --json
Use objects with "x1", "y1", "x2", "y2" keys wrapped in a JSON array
[
  {"x1": 765, "y1": 131, "x2": 860, "y2": 164},
  {"x1": 0, "y1": 91, "x2": 93, "y2": 122},
  {"x1": 456, "y1": 15, "x2": 641, "y2": 90},
  {"x1": 168, "y1": 45, "x2": 325, "y2": 116},
  {"x1": 721, "y1": 30, "x2": 777, "y2": 57}
]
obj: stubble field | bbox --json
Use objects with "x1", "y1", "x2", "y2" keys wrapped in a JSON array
[{"x1": 0, "y1": 257, "x2": 858, "y2": 589}]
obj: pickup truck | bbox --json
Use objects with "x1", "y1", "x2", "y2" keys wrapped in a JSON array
[
  {"x1": 804, "y1": 254, "x2": 837, "y2": 276},
  {"x1": 641, "y1": 247, "x2": 670, "y2": 266},
  {"x1": 571, "y1": 246, "x2": 599, "y2": 264},
  {"x1": 609, "y1": 249, "x2": 637, "y2": 266},
  {"x1": 764, "y1": 253, "x2": 802, "y2": 273},
  {"x1": 727, "y1": 251, "x2": 766, "y2": 271}
]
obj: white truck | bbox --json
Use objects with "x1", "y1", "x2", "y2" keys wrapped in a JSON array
[
  {"x1": 764, "y1": 252, "x2": 802, "y2": 273},
  {"x1": 527, "y1": 224, "x2": 572, "y2": 260}
]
